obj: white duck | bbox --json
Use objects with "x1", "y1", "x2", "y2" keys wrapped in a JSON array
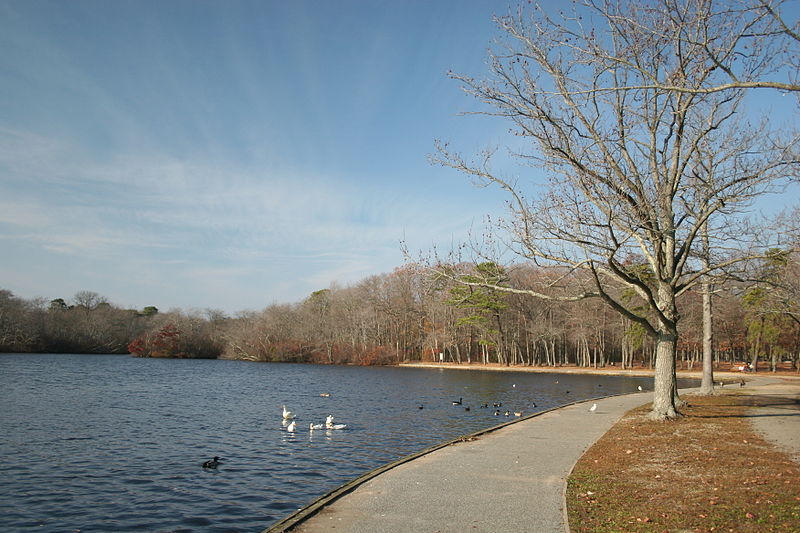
[
  {"x1": 325, "y1": 415, "x2": 347, "y2": 430},
  {"x1": 282, "y1": 405, "x2": 295, "y2": 420},
  {"x1": 287, "y1": 420, "x2": 296, "y2": 432},
  {"x1": 309, "y1": 423, "x2": 325, "y2": 431}
]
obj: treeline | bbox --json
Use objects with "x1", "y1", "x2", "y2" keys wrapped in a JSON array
[
  {"x1": 2, "y1": 254, "x2": 798, "y2": 370},
  {"x1": 0, "y1": 289, "x2": 223, "y2": 358},
  {"x1": 219, "y1": 259, "x2": 799, "y2": 372}
]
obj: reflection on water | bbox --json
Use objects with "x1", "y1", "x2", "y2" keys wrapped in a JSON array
[{"x1": 0, "y1": 354, "x2": 676, "y2": 532}]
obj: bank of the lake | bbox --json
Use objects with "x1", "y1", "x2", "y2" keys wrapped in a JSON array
[
  {"x1": 399, "y1": 360, "x2": 790, "y2": 379},
  {"x1": 272, "y1": 375, "x2": 800, "y2": 533}
]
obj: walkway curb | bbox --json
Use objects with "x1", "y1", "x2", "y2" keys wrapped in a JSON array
[{"x1": 262, "y1": 392, "x2": 634, "y2": 533}]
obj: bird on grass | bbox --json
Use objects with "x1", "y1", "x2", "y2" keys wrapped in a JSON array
[
  {"x1": 589, "y1": 403, "x2": 597, "y2": 413},
  {"x1": 282, "y1": 405, "x2": 295, "y2": 420},
  {"x1": 202, "y1": 457, "x2": 222, "y2": 469}
]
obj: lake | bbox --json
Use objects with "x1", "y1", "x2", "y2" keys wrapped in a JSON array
[{"x1": 0, "y1": 354, "x2": 668, "y2": 532}]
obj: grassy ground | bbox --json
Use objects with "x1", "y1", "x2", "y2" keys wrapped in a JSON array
[{"x1": 566, "y1": 389, "x2": 800, "y2": 532}]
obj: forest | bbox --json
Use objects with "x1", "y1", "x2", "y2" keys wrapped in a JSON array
[{"x1": 1, "y1": 249, "x2": 798, "y2": 373}]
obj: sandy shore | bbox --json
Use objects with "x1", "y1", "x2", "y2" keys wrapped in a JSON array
[{"x1": 398, "y1": 361, "x2": 799, "y2": 380}]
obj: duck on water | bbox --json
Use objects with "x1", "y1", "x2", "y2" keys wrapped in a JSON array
[{"x1": 202, "y1": 457, "x2": 222, "y2": 469}]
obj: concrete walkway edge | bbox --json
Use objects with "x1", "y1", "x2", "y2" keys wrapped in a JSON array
[
  {"x1": 264, "y1": 375, "x2": 798, "y2": 533},
  {"x1": 263, "y1": 391, "x2": 647, "y2": 533}
]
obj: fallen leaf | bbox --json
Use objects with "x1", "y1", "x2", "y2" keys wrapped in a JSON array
[{"x1": 746, "y1": 512, "x2": 755, "y2": 519}]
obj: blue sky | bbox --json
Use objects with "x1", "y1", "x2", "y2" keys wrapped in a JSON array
[
  {"x1": 1, "y1": 0, "x2": 518, "y2": 313},
  {"x1": 1, "y1": 1, "x2": 796, "y2": 315}
]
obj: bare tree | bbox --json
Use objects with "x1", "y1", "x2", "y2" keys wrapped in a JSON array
[
  {"x1": 433, "y1": 0, "x2": 798, "y2": 419},
  {"x1": 72, "y1": 290, "x2": 108, "y2": 311},
  {"x1": 543, "y1": 0, "x2": 799, "y2": 96}
]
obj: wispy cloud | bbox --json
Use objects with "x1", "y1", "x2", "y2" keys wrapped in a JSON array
[
  {"x1": 0, "y1": 1, "x2": 511, "y2": 312},
  {"x1": 0, "y1": 124, "x2": 490, "y2": 310}
]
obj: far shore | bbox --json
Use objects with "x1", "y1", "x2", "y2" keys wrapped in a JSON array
[{"x1": 399, "y1": 361, "x2": 800, "y2": 379}]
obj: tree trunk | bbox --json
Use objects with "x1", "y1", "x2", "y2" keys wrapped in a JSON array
[
  {"x1": 648, "y1": 329, "x2": 680, "y2": 420},
  {"x1": 750, "y1": 318, "x2": 763, "y2": 372},
  {"x1": 699, "y1": 276, "x2": 715, "y2": 394},
  {"x1": 770, "y1": 346, "x2": 777, "y2": 372}
]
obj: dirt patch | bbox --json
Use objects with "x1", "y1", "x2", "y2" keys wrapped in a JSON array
[{"x1": 566, "y1": 392, "x2": 800, "y2": 532}]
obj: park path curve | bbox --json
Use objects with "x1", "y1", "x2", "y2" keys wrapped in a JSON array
[
  {"x1": 267, "y1": 374, "x2": 799, "y2": 533},
  {"x1": 745, "y1": 376, "x2": 800, "y2": 462},
  {"x1": 272, "y1": 392, "x2": 651, "y2": 533}
]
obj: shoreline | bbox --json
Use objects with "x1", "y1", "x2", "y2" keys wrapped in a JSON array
[
  {"x1": 398, "y1": 361, "x2": 800, "y2": 379},
  {"x1": 265, "y1": 388, "x2": 643, "y2": 533},
  {"x1": 269, "y1": 374, "x2": 799, "y2": 533}
]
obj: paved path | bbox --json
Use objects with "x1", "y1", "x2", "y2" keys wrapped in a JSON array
[
  {"x1": 268, "y1": 375, "x2": 800, "y2": 533},
  {"x1": 276, "y1": 392, "x2": 652, "y2": 533},
  {"x1": 744, "y1": 377, "x2": 800, "y2": 462}
]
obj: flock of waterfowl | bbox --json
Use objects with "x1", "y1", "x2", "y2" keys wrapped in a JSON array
[
  {"x1": 444, "y1": 395, "x2": 528, "y2": 418},
  {"x1": 203, "y1": 380, "x2": 648, "y2": 468},
  {"x1": 282, "y1": 404, "x2": 348, "y2": 433}
]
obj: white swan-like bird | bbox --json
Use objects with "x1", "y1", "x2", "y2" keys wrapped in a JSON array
[{"x1": 325, "y1": 415, "x2": 347, "y2": 430}]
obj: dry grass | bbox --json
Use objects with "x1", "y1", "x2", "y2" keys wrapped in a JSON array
[{"x1": 566, "y1": 392, "x2": 800, "y2": 533}]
